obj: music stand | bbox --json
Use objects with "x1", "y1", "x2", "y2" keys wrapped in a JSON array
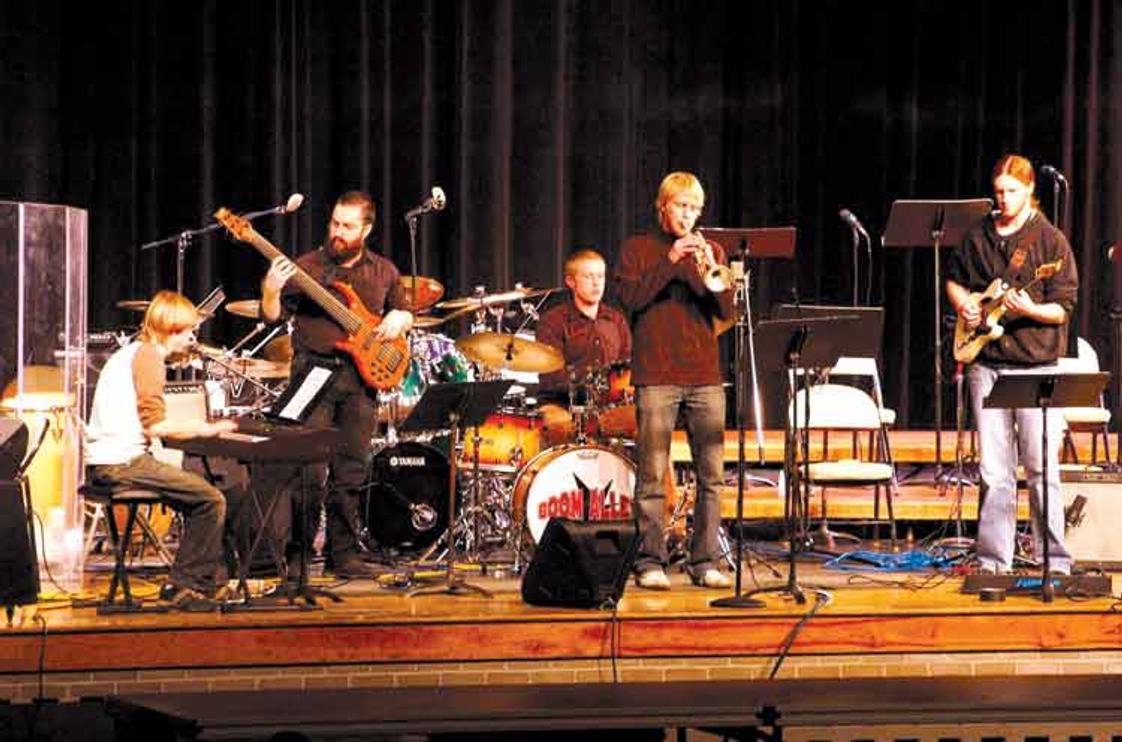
[
  {"x1": 400, "y1": 380, "x2": 513, "y2": 598},
  {"x1": 984, "y1": 371, "x2": 1109, "y2": 602},
  {"x1": 699, "y1": 227, "x2": 796, "y2": 609},
  {"x1": 883, "y1": 198, "x2": 993, "y2": 477},
  {"x1": 732, "y1": 316, "x2": 852, "y2": 607}
]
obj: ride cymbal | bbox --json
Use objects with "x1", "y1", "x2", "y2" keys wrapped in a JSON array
[
  {"x1": 397, "y1": 276, "x2": 445, "y2": 312},
  {"x1": 456, "y1": 332, "x2": 564, "y2": 373}
]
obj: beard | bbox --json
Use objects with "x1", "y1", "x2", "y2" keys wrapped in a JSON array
[{"x1": 326, "y1": 232, "x2": 364, "y2": 264}]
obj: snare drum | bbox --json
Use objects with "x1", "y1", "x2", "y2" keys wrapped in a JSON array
[
  {"x1": 460, "y1": 410, "x2": 543, "y2": 471},
  {"x1": 512, "y1": 444, "x2": 636, "y2": 544}
]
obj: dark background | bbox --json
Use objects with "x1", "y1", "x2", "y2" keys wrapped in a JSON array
[{"x1": 3, "y1": 0, "x2": 1121, "y2": 428}]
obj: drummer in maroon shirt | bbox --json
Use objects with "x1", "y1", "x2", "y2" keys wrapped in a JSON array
[{"x1": 535, "y1": 249, "x2": 631, "y2": 443}]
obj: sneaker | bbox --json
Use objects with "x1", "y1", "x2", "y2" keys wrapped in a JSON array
[
  {"x1": 691, "y1": 569, "x2": 732, "y2": 589},
  {"x1": 635, "y1": 568, "x2": 671, "y2": 591},
  {"x1": 158, "y1": 583, "x2": 218, "y2": 612}
]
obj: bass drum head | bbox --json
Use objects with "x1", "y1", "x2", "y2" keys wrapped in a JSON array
[
  {"x1": 364, "y1": 441, "x2": 451, "y2": 553},
  {"x1": 512, "y1": 444, "x2": 636, "y2": 545}
]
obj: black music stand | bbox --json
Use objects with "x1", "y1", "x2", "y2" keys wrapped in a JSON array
[
  {"x1": 400, "y1": 380, "x2": 513, "y2": 598},
  {"x1": 883, "y1": 199, "x2": 993, "y2": 477},
  {"x1": 700, "y1": 227, "x2": 797, "y2": 609},
  {"x1": 732, "y1": 316, "x2": 851, "y2": 608},
  {"x1": 982, "y1": 371, "x2": 1109, "y2": 603}
]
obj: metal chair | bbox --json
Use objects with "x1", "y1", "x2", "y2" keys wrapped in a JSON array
[
  {"x1": 791, "y1": 383, "x2": 897, "y2": 547},
  {"x1": 1058, "y1": 338, "x2": 1112, "y2": 467}
]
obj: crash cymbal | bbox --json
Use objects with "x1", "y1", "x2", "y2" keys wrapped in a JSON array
[
  {"x1": 456, "y1": 332, "x2": 564, "y2": 374},
  {"x1": 261, "y1": 335, "x2": 293, "y2": 363},
  {"x1": 436, "y1": 286, "x2": 557, "y2": 311},
  {"x1": 397, "y1": 276, "x2": 445, "y2": 312},
  {"x1": 116, "y1": 299, "x2": 150, "y2": 312},
  {"x1": 226, "y1": 300, "x2": 262, "y2": 319}
]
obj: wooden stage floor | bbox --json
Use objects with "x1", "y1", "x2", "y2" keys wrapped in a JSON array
[{"x1": 4, "y1": 554, "x2": 1121, "y2": 683}]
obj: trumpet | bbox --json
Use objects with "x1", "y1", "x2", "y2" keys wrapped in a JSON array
[{"x1": 691, "y1": 232, "x2": 733, "y2": 293}]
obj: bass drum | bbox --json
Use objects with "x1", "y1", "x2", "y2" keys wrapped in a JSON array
[
  {"x1": 364, "y1": 441, "x2": 451, "y2": 553},
  {"x1": 512, "y1": 444, "x2": 636, "y2": 545}
]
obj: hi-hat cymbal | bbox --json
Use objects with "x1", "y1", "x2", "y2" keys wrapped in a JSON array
[
  {"x1": 116, "y1": 299, "x2": 150, "y2": 312},
  {"x1": 397, "y1": 276, "x2": 445, "y2": 312},
  {"x1": 436, "y1": 286, "x2": 556, "y2": 311},
  {"x1": 456, "y1": 332, "x2": 564, "y2": 373},
  {"x1": 226, "y1": 300, "x2": 262, "y2": 319}
]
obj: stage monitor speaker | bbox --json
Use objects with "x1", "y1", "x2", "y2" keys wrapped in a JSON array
[
  {"x1": 0, "y1": 417, "x2": 29, "y2": 482},
  {"x1": 1062, "y1": 471, "x2": 1122, "y2": 570},
  {"x1": 521, "y1": 518, "x2": 639, "y2": 609},
  {"x1": 0, "y1": 480, "x2": 39, "y2": 610}
]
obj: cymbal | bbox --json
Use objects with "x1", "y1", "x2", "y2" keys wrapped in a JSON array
[
  {"x1": 397, "y1": 276, "x2": 444, "y2": 312},
  {"x1": 436, "y1": 286, "x2": 556, "y2": 311},
  {"x1": 116, "y1": 299, "x2": 150, "y2": 312},
  {"x1": 212, "y1": 356, "x2": 290, "y2": 379},
  {"x1": 226, "y1": 300, "x2": 262, "y2": 319},
  {"x1": 261, "y1": 335, "x2": 293, "y2": 363},
  {"x1": 456, "y1": 332, "x2": 564, "y2": 373}
]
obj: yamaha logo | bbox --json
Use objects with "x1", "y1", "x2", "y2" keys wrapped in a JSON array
[{"x1": 390, "y1": 456, "x2": 427, "y2": 467}]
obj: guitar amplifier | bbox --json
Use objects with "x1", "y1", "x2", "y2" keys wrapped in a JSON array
[
  {"x1": 1062, "y1": 469, "x2": 1122, "y2": 570},
  {"x1": 164, "y1": 382, "x2": 210, "y2": 425}
]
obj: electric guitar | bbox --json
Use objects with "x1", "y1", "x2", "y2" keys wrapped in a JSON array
[
  {"x1": 214, "y1": 207, "x2": 410, "y2": 391},
  {"x1": 952, "y1": 258, "x2": 1063, "y2": 363}
]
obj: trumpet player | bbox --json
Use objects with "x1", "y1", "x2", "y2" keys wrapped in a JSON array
[{"x1": 615, "y1": 171, "x2": 734, "y2": 590}]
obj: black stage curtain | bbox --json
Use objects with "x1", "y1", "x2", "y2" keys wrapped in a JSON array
[{"x1": 3, "y1": 0, "x2": 1121, "y2": 427}]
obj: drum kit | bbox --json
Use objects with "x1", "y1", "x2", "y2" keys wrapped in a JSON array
[{"x1": 362, "y1": 280, "x2": 645, "y2": 570}]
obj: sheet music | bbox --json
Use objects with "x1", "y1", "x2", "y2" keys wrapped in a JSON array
[{"x1": 278, "y1": 366, "x2": 333, "y2": 421}]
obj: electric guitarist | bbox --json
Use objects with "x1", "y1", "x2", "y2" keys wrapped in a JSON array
[
  {"x1": 945, "y1": 154, "x2": 1078, "y2": 577},
  {"x1": 259, "y1": 190, "x2": 413, "y2": 580}
]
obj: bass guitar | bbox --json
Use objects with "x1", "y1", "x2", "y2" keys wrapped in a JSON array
[
  {"x1": 952, "y1": 258, "x2": 1063, "y2": 364},
  {"x1": 214, "y1": 207, "x2": 410, "y2": 391}
]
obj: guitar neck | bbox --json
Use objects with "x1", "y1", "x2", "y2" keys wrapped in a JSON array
[{"x1": 244, "y1": 233, "x2": 361, "y2": 333}]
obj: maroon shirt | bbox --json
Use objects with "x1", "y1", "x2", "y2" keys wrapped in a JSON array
[
  {"x1": 536, "y1": 299, "x2": 632, "y2": 393},
  {"x1": 282, "y1": 246, "x2": 408, "y2": 356},
  {"x1": 614, "y1": 230, "x2": 734, "y2": 386}
]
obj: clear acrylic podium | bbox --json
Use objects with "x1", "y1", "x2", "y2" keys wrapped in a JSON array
[{"x1": 0, "y1": 201, "x2": 88, "y2": 580}]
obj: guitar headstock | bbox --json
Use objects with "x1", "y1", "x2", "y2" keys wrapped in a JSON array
[
  {"x1": 214, "y1": 207, "x2": 255, "y2": 242},
  {"x1": 1035, "y1": 258, "x2": 1063, "y2": 279}
]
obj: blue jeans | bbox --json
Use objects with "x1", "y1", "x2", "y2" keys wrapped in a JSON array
[
  {"x1": 968, "y1": 363, "x2": 1071, "y2": 573},
  {"x1": 634, "y1": 384, "x2": 725, "y2": 576}
]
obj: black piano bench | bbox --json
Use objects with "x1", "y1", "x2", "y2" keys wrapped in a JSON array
[{"x1": 79, "y1": 483, "x2": 169, "y2": 615}]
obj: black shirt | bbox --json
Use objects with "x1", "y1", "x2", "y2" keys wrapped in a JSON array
[{"x1": 946, "y1": 211, "x2": 1077, "y2": 366}]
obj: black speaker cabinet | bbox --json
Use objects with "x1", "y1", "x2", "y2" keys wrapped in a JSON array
[
  {"x1": 521, "y1": 518, "x2": 639, "y2": 608},
  {"x1": 0, "y1": 480, "x2": 39, "y2": 610}
]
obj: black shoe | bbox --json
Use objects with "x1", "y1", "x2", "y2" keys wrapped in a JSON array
[
  {"x1": 158, "y1": 583, "x2": 218, "y2": 612},
  {"x1": 332, "y1": 556, "x2": 383, "y2": 580}
]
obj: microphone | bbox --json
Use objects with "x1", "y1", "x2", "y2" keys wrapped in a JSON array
[
  {"x1": 1040, "y1": 165, "x2": 1068, "y2": 187},
  {"x1": 404, "y1": 186, "x2": 447, "y2": 221},
  {"x1": 242, "y1": 193, "x2": 305, "y2": 220},
  {"x1": 839, "y1": 208, "x2": 869, "y2": 238}
]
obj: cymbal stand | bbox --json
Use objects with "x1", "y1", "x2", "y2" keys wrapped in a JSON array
[{"x1": 198, "y1": 353, "x2": 283, "y2": 401}]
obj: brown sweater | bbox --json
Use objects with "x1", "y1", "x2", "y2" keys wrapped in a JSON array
[{"x1": 614, "y1": 230, "x2": 734, "y2": 386}]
